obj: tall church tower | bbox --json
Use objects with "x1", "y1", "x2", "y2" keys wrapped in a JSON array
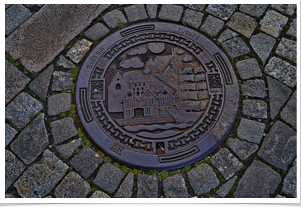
[{"x1": 108, "y1": 72, "x2": 128, "y2": 113}]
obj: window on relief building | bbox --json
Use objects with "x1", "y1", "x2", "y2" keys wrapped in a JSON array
[
  {"x1": 149, "y1": 98, "x2": 154, "y2": 105},
  {"x1": 160, "y1": 97, "x2": 165, "y2": 106},
  {"x1": 124, "y1": 100, "x2": 129, "y2": 107},
  {"x1": 125, "y1": 109, "x2": 131, "y2": 116},
  {"x1": 131, "y1": 99, "x2": 136, "y2": 107},
  {"x1": 166, "y1": 97, "x2": 171, "y2": 105},
  {"x1": 143, "y1": 99, "x2": 148, "y2": 106},
  {"x1": 146, "y1": 107, "x2": 151, "y2": 115}
]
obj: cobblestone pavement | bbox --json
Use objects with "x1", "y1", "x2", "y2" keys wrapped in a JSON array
[{"x1": 5, "y1": 4, "x2": 297, "y2": 198}]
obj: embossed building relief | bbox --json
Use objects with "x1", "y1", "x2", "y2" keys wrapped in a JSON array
[{"x1": 76, "y1": 22, "x2": 239, "y2": 170}]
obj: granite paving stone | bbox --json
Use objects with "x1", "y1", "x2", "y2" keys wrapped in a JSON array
[
  {"x1": 54, "y1": 171, "x2": 90, "y2": 198},
  {"x1": 241, "y1": 79, "x2": 267, "y2": 98},
  {"x1": 55, "y1": 138, "x2": 82, "y2": 159},
  {"x1": 84, "y1": 23, "x2": 110, "y2": 41},
  {"x1": 182, "y1": 9, "x2": 204, "y2": 29},
  {"x1": 267, "y1": 76, "x2": 291, "y2": 119},
  {"x1": 236, "y1": 58, "x2": 262, "y2": 80},
  {"x1": 29, "y1": 65, "x2": 54, "y2": 101},
  {"x1": 227, "y1": 138, "x2": 258, "y2": 160},
  {"x1": 124, "y1": 4, "x2": 148, "y2": 22},
  {"x1": 5, "y1": 4, "x2": 32, "y2": 36},
  {"x1": 183, "y1": 4, "x2": 206, "y2": 11},
  {"x1": 5, "y1": 92, "x2": 43, "y2": 128},
  {"x1": 239, "y1": 4, "x2": 268, "y2": 17},
  {"x1": 90, "y1": 190, "x2": 110, "y2": 198},
  {"x1": 222, "y1": 37, "x2": 250, "y2": 58},
  {"x1": 275, "y1": 38, "x2": 297, "y2": 63},
  {"x1": 271, "y1": 4, "x2": 296, "y2": 15},
  {"x1": 276, "y1": 194, "x2": 286, "y2": 198},
  {"x1": 286, "y1": 19, "x2": 296, "y2": 37},
  {"x1": 187, "y1": 163, "x2": 219, "y2": 195},
  {"x1": 47, "y1": 93, "x2": 71, "y2": 116},
  {"x1": 206, "y1": 4, "x2": 237, "y2": 20},
  {"x1": 146, "y1": 4, "x2": 158, "y2": 19},
  {"x1": 226, "y1": 12, "x2": 258, "y2": 38},
  {"x1": 103, "y1": 9, "x2": 127, "y2": 29},
  {"x1": 93, "y1": 163, "x2": 124, "y2": 193},
  {"x1": 217, "y1": 29, "x2": 238, "y2": 43},
  {"x1": 158, "y1": 4, "x2": 183, "y2": 22},
  {"x1": 200, "y1": 15, "x2": 224, "y2": 37},
  {"x1": 234, "y1": 160, "x2": 281, "y2": 198},
  {"x1": 5, "y1": 4, "x2": 109, "y2": 73},
  {"x1": 67, "y1": 39, "x2": 92, "y2": 64},
  {"x1": 14, "y1": 150, "x2": 68, "y2": 198},
  {"x1": 50, "y1": 117, "x2": 78, "y2": 145},
  {"x1": 5, "y1": 194, "x2": 15, "y2": 198},
  {"x1": 10, "y1": 113, "x2": 48, "y2": 165},
  {"x1": 216, "y1": 176, "x2": 237, "y2": 198},
  {"x1": 5, "y1": 59, "x2": 30, "y2": 105},
  {"x1": 163, "y1": 173, "x2": 188, "y2": 198},
  {"x1": 282, "y1": 159, "x2": 297, "y2": 197},
  {"x1": 258, "y1": 121, "x2": 296, "y2": 171},
  {"x1": 237, "y1": 118, "x2": 265, "y2": 144},
  {"x1": 5, "y1": 124, "x2": 18, "y2": 147},
  {"x1": 264, "y1": 57, "x2": 296, "y2": 87},
  {"x1": 280, "y1": 91, "x2": 296, "y2": 128},
  {"x1": 57, "y1": 55, "x2": 76, "y2": 69},
  {"x1": 51, "y1": 71, "x2": 73, "y2": 91},
  {"x1": 5, "y1": 150, "x2": 25, "y2": 191},
  {"x1": 259, "y1": 10, "x2": 288, "y2": 38},
  {"x1": 70, "y1": 146, "x2": 103, "y2": 179},
  {"x1": 137, "y1": 174, "x2": 158, "y2": 198},
  {"x1": 115, "y1": 172, "x2": 134, "y2": 198},
  {"x1": 249, "y1": 33, "x2": 276, "y2": 64},
  {"x1": 243, "y1": 99, "x2": 267, "y2": 119},
  {"x1": 210, "y1": 148, "x2": 243, "y2": 180}
]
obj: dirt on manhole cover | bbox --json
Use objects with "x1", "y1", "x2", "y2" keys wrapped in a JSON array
[{"x1": 76, "y1": 22, "x2": 239, "y2": 170}]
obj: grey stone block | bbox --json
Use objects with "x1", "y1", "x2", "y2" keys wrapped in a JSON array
[
  {"x1": 158, "y1": 4, "x2": 183, "y2": 22},
  {"x1": 50, "y1": 117, "x2": 78, "y2": 145},
  {"x1": 85, "y1": 23, "x2": 109, "y2": 41}
]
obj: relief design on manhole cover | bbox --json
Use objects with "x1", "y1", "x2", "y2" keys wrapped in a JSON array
[{"x1": 76, "y1": 22, "x2": 239, "y2": 170}]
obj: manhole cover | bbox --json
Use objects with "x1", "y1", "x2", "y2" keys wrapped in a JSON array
[{"x1": 76, "y1": 22, "x2": 239, "y2": 170}]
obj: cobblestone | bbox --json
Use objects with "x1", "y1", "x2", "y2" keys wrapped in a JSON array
[
  {"x1": 287, "y1": 19, "x2": 296, "y2": 37},
  {"x1": 10, "y1": 113, "x2": 48, "y2": 165},
  {"x1": 137, "y1": 174, "x2": 158, "y2": 198},
  {"x1": 216, "y1": 176, "x2": 237, "y2": 198},
  {"x1": 70, "y1": 146, "x2": 103, "y2": 179},
  {"x1": 239, "y1": 4, "x2": 268, "y2": 17},
  {"x1": 67, "y1": 39, "x2": 92, "y2": 64},
  {"x1": 280, "y1": 91, "x2": 296, "y2": 128},
  {"x1": 5, "y1": 124, "x2": 18, "y2": 147},
  {"x1": 243, "y1": 99, "x2": 267, "y2": 119},
  {"x1": 282, "y1": 159, "x2": 297, "y2": 197},
  {"x1": 182, "y1": 9, "x2": 204, "y2": 29},
  {"x1": 14, "y1": 150, "x2": 68, "y2": 198},
  {"x1": 236, "y1": 58, "x2": 262, "y2": 80},
  {"x1": 146, "y1": 4, "x2": 157, "y2": 19},
  {"x1": 57, "y1": 55, "x2": 76, "y2": 69},
  {"x1": 234, "y1": 160, "x2": 281, "y2": 198},
  {"x1": 250, "y1": 33, "x2": 276, "y2": 64},
  {"x1": 124, "y1": 5, "x2": 148, "y2": 22},
  {"x1": 200, "y1": 15, "x2": 224, "y2": 37},
  {"x1": 275, "y1": 38, "x2": 297, "y2": 63},
  {"x1": 90, "y1": 190, "x2": 110, "y2": 198},
  {"x1": 183, "y1": 4, "x2": 206, "y2": 11},
  {"x1": 271, "y1": 4, "x2": 296, "y2": 15},
  {"x1": 222, "y1": 37, "x2": 250, "y2": 58},
  {"x1": 5, "y1": 59, "x2": 30, "y2": 105},
  {"x1": 84, "y1": 23, "x2": 109, "y2": 41},
  {"x1": 115, "y1": 172, "x2": 134, "y2": 198},
  {"x1": 188, "y1": 163, "x2": 219, "y2": 195},
  {"x1": 55, "y1": 138, "x2": 82, "y2": 159},
  {"x1": 158, "y1": 4, "x2": 183, "y2": 22},
  {"x1": 227, "y1": 138, "x2": 258, "y2": 160},
  {"x1": 227, "y1": 12, "x2": 257, "y2": 38},
  {"x1": 206, "y1": 4, "x2": 237, "y2": 20},
  {"x1": 163, "y1": 173, "x2": 188, "y2": 198},
  {"x1": 264, "y1": 57, "x2": 296, "y2": 87},
  {"x1": 54, "y1": 171, "x2": 90, "y2": 198},
  {"x1": 210, "y1": 148, "x2": 243, "y2": 180},
  {"x1": 241, "y1": 79, "x2": 267, "y2": 98},
  {"x1": 5, "y1": 150, "x2": 25, "y2": 191},
  {"x1": 50, "y1": 117, "x2": 78, "y2": 145},
  {"x1": 258, "y1": 121, "x2": 296, "y2": 171},
  {"x1": 29, "y1": 65, "x2": 53, "y2": 101},
  {"x1": 47, "y1": 93, "x2": 71, "y2": 116},
  {"x1": 51, "y1": 71, "x2": 73, "y2": 91},
  {"x1": 103, "y1": 9, "x2": 127, "y2": 29},
  {"x1": 217, "y1": 29, "x2": 238, "y2": 43},
  {"x1": 267, "y1": 76, "x2": 291, "y2": 119},
  {"x1": 237, "y1": 118, "x2": 265, "y2": 144},
  {"x1": 259, "y1": 10, "x2": 288, "y2": 38}
]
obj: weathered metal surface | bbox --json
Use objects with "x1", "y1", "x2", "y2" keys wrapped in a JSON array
[{"x1": 76, "y1": 22, "x2": 239, "y2": 170}]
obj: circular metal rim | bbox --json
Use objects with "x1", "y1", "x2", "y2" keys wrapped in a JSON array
[{"x1": 75, "y1": 21, "x2": 239, "y2": 170}]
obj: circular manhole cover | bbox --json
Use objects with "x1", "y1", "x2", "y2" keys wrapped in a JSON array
[{"x1": 76, "y1": 22, "x2": 239, "y2": 170}]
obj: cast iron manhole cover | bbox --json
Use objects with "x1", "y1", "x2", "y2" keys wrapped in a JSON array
[{"x1": 76, "y1": 22, "x2": 239, "y2": 170}]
